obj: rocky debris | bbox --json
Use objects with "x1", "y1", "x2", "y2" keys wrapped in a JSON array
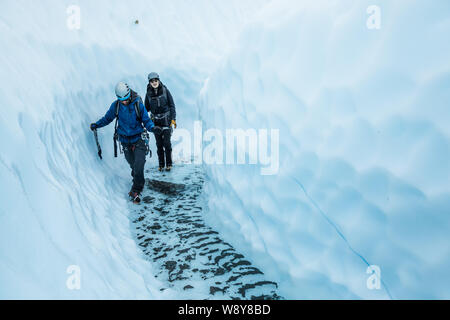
[{"x1": 130, "y1": 165, "x2": 282, "y2": 300}]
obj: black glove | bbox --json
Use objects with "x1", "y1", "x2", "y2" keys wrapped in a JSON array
[{"x1": 90, "y1": 123, "x2": 98, "y2": 131}]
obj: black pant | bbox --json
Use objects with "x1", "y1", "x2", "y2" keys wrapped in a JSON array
[
  {"x1": 122, "y1": 138, "x2": 147, "y2": 193},
  {"x1": 154, "y1": 128, "x2": 172, "y2": 168}
]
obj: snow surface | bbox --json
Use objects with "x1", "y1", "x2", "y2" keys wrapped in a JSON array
[{"x1": 1, "y1": 0, "x2": 449, "y2": 299}]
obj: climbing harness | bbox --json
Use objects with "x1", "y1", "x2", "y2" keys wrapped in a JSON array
[{"x1": 141, "y1": 128, "x2": 152, "y2": 158}]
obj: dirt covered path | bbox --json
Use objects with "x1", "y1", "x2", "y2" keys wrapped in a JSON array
[{"x1": 129, "y1": 164, "x2": 282, "y2": 300}]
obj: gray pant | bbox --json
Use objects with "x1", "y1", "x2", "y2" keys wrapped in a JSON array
[{"x1": 122, "y1": 138, "x2": 147, "y2": 193}]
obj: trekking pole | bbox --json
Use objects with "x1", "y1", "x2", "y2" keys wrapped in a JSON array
[{"x1": 93, "y1": 129, "x2": 102, "y2": 160}]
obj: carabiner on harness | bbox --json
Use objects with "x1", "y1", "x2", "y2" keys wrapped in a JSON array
[{"x1": 141, "y1": 129, "x2": 152, "y2": 158}]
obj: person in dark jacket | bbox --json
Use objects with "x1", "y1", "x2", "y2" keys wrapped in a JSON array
[
  {"x1": 90, "y1": 82, "x2": 155, "y2": 203},
  {"x1": 144, "y1": 72, "x2": 177, "y2": 171}
]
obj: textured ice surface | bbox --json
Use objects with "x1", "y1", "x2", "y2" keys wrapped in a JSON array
[
  {"x1": 1, "y1": 0, "x2": 449, "y2": 299},
  {"x1": 0, "y1": 0, "x2": 268, "y2": 298},
  {"x1": 199, "y1": 0, "x2": 450, "y2": 299}
]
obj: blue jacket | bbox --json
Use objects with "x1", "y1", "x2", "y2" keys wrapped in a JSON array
[{"x1": 95, "y1": 90, "x2": 155, "y2": 144}]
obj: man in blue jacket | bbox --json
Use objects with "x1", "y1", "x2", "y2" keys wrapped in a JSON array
[{"x1": 90, "y1": 82, "x2": 155, "y2": 203}]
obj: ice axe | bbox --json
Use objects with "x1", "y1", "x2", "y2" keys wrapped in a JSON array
[{"x1": 93, "y1": 129, "x2": 102, "y2": 160}]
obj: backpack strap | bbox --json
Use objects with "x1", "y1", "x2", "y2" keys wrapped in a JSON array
[
  {"x1": 115, "y1": 101, "x2": 120, "y2": 118},
  {"x1": 161, "y1": 86, "x2": 168, "y2": 107},
  {"x1": 162, "y1": 86, "x2": 167, "y2": 101},
  {"x1": 134, "y1": 100, "x2": 142, "y2": 123},
  {"x1": 114, "y1": 101, "x2": 120, "y2": 136}
]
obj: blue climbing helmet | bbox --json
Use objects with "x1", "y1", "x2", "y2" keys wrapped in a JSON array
[{"x1": 115, "y1": 81, "x2": 131, "y2": 101}]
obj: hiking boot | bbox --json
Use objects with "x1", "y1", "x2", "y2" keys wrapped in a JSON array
[
  {"x1": 165, "y1": 166, "x2": 172, "y2": 172},
  {"x1": 129, "y1": 192, "x2": 141, "y2": 204}
]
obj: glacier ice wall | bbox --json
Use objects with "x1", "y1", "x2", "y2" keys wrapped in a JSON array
[
  {"x1": 199, "y1": 0, "x2": 450, "y2": 299},
  {"x1": 0, "y1": 0, "x2": 268, "y2": 298}
]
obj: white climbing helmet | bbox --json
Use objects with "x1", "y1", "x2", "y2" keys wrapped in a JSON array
[{"x1": 115, "y1": 81, "x2": 131, "y2": 101}]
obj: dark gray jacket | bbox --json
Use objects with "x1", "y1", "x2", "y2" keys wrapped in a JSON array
[{"x1": 144, "y1": 82, "x2": 176, "y2": 121}]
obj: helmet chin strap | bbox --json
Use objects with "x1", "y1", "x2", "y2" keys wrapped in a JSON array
[{"x1": 118, "y1": 92, "x2": 131, "y2": 101}]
